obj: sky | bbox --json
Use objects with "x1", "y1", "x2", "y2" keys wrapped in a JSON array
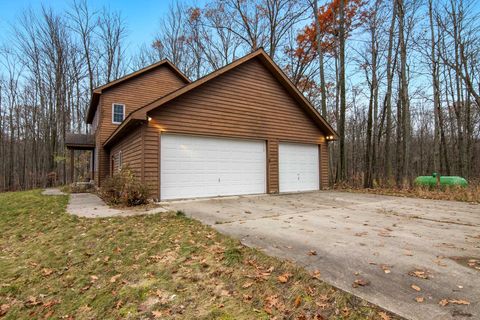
[{"x1": 0, "y1": 0, "x2": 194, "y2": 57}]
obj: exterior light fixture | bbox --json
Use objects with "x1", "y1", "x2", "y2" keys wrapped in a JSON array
[{"x1": 147, "y1": 116, "x2": 152, "y2": 121}]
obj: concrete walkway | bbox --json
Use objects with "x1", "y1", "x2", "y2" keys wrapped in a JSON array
[
  {"x1": 43, "y1": 188, "x2": 167, "y2": 218},
  {"x1": 42, "y1": 188, "x2": 67, "y2": 196}
]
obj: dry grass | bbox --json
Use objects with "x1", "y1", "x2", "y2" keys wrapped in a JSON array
[
  {"x1": 0, "y1": 190, "x2": 398, "y2": 319},
  {"x1": 335, "y1": 182, "x2": 480, "y2": 203}
]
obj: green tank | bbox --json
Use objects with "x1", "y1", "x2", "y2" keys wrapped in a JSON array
[{"x1": 414, "y1": 173, "x2": 468, "y2": 187}]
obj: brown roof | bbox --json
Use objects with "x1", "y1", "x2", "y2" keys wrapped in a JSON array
[
  {"x1": 86, "y1": 59, "x2": 190, "y2": 124},
  {"x1": 104, "y1": 48, "x2": 338, "y2": 148},
  {"x1": 65, "y1": 133, "x2": 95, "y2": 149}
]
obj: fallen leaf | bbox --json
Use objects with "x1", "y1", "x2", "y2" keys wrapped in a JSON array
[
  {"x1": 381, "y1": 265, "x2": 391, "y2": 274},
  {"x1": 43, "y1": 300, "x2": 58, "y2": 308},
  {"x1": 90, "y1": 275, "x2": 99, "y2": 282},
  {"x1": 315, "y1": 301, "x2": 329, "y2": 309},
  {"x1": 311, "y1": 269, "x2": 321, "y2": 280},
  {"x1": 24, "y1": 296, "x2": 41, "y2": 307},
  {"x1": 277, "y1": 273, "x2": 291, "y2": 283},
  {"x1": 242, "y1": 281, "x2": 253, "y2": 288},
  {"x1": 352, "y1": 278, "x2": 370, "y2": 288},
  {"x1": 308, "y1": 250, "x2": 317, "y2": 256},
  {"x1": 42, "y1": 268, "x2": 54, "y2": 276},
  {"x1": 411, "y1": 284, "x2": 421, "y2": 292},
  {"x1": 220, "y1": 289, "x2": 231, "y2": 297},
  {"x1": 110, "y1": 274, "x2": 122, "y2": 283},
  {"x1": 403, "y1": 250, "x2": 414, "y2": 256},
  {"x1": 243, "y1": 293, "x2": 252, "y2": 300},
  {"x1": 115, "y1": 300, "x2": 123, "y2": 309},
  {"x1": 378, "y1": 311, "x2": 391, "y2": 320},
  {"x1": 449, "y1": 299, "x2": 470, "y2": 305},
  {"x1": 0, "y1": 304, "x2": 10, "y2": 316},
  {"x1": 439, "y1": 299, "x2": 449, "y2": 306},
  {"x1": 409, "y1": 270, "x2": 429, "y2": 279},
  {"x1": 152, "y1": 310, "x2": 163, "y2": 318},
  {"x1": 415, "y1": 296, "x2": 424, "y2": 303},
  {"x1": 294, "y1": 295, "x2": 302, "y2": 308}
]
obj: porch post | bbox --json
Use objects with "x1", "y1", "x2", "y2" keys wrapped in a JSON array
[
  {"x1": 91, "y1": 149, "x2": 95, "y2": 182},
  {"x1": 70, "y1": 149, "x2": 75, "y2": 184}
]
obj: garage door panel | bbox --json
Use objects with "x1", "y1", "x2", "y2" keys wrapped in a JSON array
[
  {"x1": 161, "y1": 134, "x2": 266, "y2": 200},
  {"x1": 279, "y1": 143, "x2": 319, "y2": 192}
]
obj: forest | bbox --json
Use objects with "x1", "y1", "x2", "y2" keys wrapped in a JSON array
[{"x1": 0, "y1": 0, "x2": 479, "y2": 191}]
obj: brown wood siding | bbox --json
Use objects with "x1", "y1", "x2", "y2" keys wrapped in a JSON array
[
  {"x1": 320, "y1": 142, "x2": 329, "y2": 189},
  {"x1": 146, "y1": 58, "x2": 328, "y2": 197},
  {"x1": 110, "y1": 125, "x2": 143, "y2": 177},
  {"x1": 96, "y1": 66, "x2": 188, "y2": 185},
  {"x1": 267, "y1": 140, "x2": 279, "y2": 193},
  {"x1": 143, "y1": 124, "x2": 161, "y2": 200}
]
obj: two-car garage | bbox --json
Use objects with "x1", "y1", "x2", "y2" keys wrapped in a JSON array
[{"x1": 160, "y1": 134, "x2": 320, "y2": 200}]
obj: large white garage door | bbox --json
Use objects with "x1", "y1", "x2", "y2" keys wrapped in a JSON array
[
  {"x1": 161, "y1": 134, "x2": 266, "y2": 200},
  {"x1": 279, "y1": 142, "x2": 319, "y2": 192}
]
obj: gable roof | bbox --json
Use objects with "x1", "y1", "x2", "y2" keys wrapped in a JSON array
[
  {"x1": 103, "y1": 48, "x2": 338, "y2": 148},
  {"x1": 86, "y1": 59, "x2": 190, "y2": 124}
]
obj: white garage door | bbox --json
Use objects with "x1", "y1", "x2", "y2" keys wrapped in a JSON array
[
  {"x1": 279, "y1": 142, "x2": 319, "y2": 192},
  {"x1": 161, "y1": 134, "x2": 266, "y2": 200}
]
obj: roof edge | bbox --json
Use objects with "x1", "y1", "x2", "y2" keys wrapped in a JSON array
[{"x1": 104, "y1": 48, "x2": 338, "y2": 146}]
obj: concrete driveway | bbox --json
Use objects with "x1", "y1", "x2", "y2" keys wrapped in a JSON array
[{"x1": 165, "y1": 191, "x2": 480, "y2": 320}]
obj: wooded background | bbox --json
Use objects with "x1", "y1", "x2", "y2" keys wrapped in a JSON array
[{"x1": 0, "y1": 0, "x2": 479, "y2": 191}]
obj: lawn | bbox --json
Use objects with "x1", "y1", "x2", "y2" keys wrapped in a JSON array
[{"x1": 0, "y1": 190, "x2": 396, "y2": 319}]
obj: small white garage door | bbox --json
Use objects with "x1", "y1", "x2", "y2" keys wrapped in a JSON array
[
  {"x1": 279, "y1": 142, "x2": 319, "y2": 192},
  {"x1": 161, "y1": 134, "x2": 266, "y2": 200}
]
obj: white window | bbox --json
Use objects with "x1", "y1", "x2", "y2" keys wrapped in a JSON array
[{"x1": 112, "y1": 103, "x2": 125, "y2": 124}]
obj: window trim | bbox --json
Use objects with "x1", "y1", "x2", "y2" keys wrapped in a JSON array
[
  {"x1": 118, "y1": 151, "x2": 123, "y2": 171},
  {"x1": 112, "y1": 103, "x2": 125, "y2": 124}
]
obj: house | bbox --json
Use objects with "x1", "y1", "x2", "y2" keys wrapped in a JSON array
[{"x1": 66, "y1": 49, "x2": 337, "y2": 201}]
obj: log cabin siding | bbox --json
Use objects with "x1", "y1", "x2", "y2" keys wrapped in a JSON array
[
  {"x1": 95, "y1": 66, "x2": 188, "y2": 185},
  {"x1": 110, "y1": 125, "x2": 143, "y2": 177},
  {"x1": 320, "y1": 142, "x2": 329, "y2": 189},
  {"x1": 145, "y1": 58, "x2": 328, "y2": 197}
]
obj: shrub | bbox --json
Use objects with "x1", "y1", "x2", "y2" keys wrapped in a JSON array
[{"x1": 100, "y1": 166, "x2": 149, "y2": 206}]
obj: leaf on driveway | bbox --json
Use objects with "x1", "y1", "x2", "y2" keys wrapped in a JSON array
[
  {"x1": 411, "y1": 284, "x2": 421, "y2": 291},
  {"x1": 408, "y1": 269, "x2": 429, "y2": 279},
  {"x1": 380, "y1": 265, "x2": 391, "y2": 274},
  {"x1": 415, "y1": 296, "x2": 424, "y2": 303},
  {"x1": 449, "y1": 299, "x2": 470, "y2": 305},
  {"x1": 311, "y1": 269, "x2": 321, "y2": 280},
  {"x1": 352, "y1": 278, "x2": 370, "y2": 288},
  {"x1": 308, "y1": 250, "x2": 317, "y2": 256},
  {"x1": 439, "y1": 299, "x2": 449, "y2": 306}
]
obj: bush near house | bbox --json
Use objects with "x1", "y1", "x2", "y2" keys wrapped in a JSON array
[{"x1": 100, "y1": 167, "x2": 149, "y2": 206}]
